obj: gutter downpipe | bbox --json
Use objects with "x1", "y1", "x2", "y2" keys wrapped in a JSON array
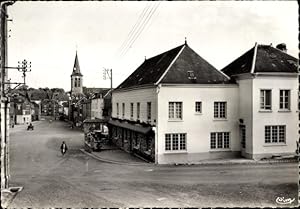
[
  {"x1": 250, "y1": 42, "x2": 258, "y2": 158},
  {"x1": 155, "y1": 84, "x2": 161, "y2": 164}
]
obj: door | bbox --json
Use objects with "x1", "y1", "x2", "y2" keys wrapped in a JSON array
[{"x1": 240, "y1": 125, "x2": 246, "y2": 149}]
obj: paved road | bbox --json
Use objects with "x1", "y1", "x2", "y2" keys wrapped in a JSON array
[{"x1": 8, "y1": 119, "x2": 299, "y2": 208}]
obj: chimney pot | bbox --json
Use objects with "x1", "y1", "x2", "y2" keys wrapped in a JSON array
[{"x1": 276, "y1": 43, "x2": 287, "y2": 53}]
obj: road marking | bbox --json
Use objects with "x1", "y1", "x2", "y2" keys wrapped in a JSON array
[
  {"x1": 157, "y1": 197, "x2": 167, "y2": 201},
  {"x1": 145, "y1": 169, "x2": 153, "y2": 172}
]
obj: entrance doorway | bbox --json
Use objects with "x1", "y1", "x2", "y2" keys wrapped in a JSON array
[{"x1": 240, "y1": 125, "x2": 246, "y2": 149}]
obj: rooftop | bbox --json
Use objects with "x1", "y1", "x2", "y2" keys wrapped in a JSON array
[
  {"x1": 117, "y1": 43, "x2": 232, "y2": 90},
  {"x1": 222, "y1": 44, "x2": 298, "y2": 76}
]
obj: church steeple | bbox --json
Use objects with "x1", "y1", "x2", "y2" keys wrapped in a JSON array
[
  {"x1": 71, "y1": 51, "x2": 82, "y2": 76},
  {"x1": 71, "y1": 50, "x2": 83, "y2": 96}
]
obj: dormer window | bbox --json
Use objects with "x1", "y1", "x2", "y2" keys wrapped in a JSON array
[{"x1": 187, "y1": 71, "x2": 196, "y2": 80}]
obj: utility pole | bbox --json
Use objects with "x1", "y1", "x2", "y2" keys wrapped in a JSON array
[
  {"x1": 0, "y1": 0, "x2": 15, "y2": 190},
  {"x1": 103, "y1": 68, "x2": 113, "y2": 95},
  {"x1": 4, "y1": 59, "x2": 32, "y2": 93}
]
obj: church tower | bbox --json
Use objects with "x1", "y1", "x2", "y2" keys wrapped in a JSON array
[{"x1": 71, "y1": 51, "x2": 83, "y2": 96}]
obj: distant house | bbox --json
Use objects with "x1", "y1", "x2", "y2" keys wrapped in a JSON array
[
  {"x1": 82, "y1": 98, "x2": 91, "y2": 121},
  {"x1": 52, "y1": 92, "x2": 69, "y2": 118},
  {"x1": 91, "y1": 89, "x2": 112, "y2": 120},
  {"x1": 11, "y1": 96, "x2": 32, "y2": 125},
  {"x1": 110, "y1": 42, "x2": 298, "y2": 164},
  {"x1": 31, "y1": 102, "x2": 40, "y2": 121},
  {"x1": 41, "y1": 99, "x2": 54, "y2": 116}
]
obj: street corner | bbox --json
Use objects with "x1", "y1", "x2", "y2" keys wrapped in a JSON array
[
  {"x1": 80, "y1": 148, "x2": 151, "y2": 166},
  {"x1": 1, "y1": 187, "x2": 23, "y2": 208}
]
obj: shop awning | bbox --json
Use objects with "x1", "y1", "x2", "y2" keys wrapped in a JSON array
[
  {"x1": 83, "y1": 118, "x2": 108, "y2": 123},
  {"x1": 108, "y1": 119, "x2": 152, "y2": 134}
]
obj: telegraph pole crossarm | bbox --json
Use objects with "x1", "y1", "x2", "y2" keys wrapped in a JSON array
[
  {"x1": 103, "y1": 68, "x2": 112, "y2": 95},
  {"x1": 3, "y1": 59, "x2": 32, "y2": 91}
]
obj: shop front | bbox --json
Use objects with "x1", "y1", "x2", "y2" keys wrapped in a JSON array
[{"x1": 108, "y1": 119, "x2": 155, "y2": 162}]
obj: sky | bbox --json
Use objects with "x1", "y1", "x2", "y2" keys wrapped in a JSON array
[{"x1": 6, "y1": 1, "x2": 298, "y2": 92}]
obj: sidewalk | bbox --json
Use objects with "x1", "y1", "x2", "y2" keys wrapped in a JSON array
[
  {"x1": 81, "y1": 145, "x2": 298, "y2": 166},
  {"x1": 187, "y1": 156, "x2": 298, "y2": 166},
  {"x1": 80, "y1": 144, "x2": 149, "y2": 166}
]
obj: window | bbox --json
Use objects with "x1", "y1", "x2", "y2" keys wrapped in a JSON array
[
  {"x1": 78, "y1": 78, "x2": 80, "y2": 87},
  {"x1": 74, "y1": 78, "x2": 77, "y2": 87},
  {"x1": 130, "y1": 103, "x2": 134, "y2": 118},
  {"x1": 165, "y1": 134, "x2": 171, "y2": 151},
  {"x1": 147, "y1": 102, "x2": 151, "y2": 121},
  {"x1": 116, "y1": 103, "x2": 119, "y2": 117},
  {"x1": 165, "y1": 133, "x2": 186, "y2": 151},
  {"x1": 279, "y1": 90, "x2": 290, "y2": 110},
  {"x1": 260, "y1": 89, "x2": 272, "y2": 110},
  {"x1": 210, "y1": 132, "x2": 230, "y2": 149},
  {"x1": 214, "y1": 102, "x2": 226, "y2": 119},
  {"x1": 187, "y1": 71, "x2": 196, "y2": 79},
  {"x1": 169, "y1": 102, "x2": 182, "y2": 119},
  {"x1": 137, "y1": 102, "x2": 140, "y2": 119},
  {"x1": 195, "y1": 101, "x2": 202, "y2": 113},
  {"x1": 210, "y1": 133, "x2": 216, "y2": 149},
  {"x1": 122, "y1": 103, "x2": 125, "y2": 118},
  {"x1": 265, "y1": 125, "x2": 285, "y2": 144}
]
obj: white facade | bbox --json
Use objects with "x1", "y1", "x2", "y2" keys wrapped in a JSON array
[
  {"x1": 91, "y1": 97, "x2": 105, "y2": 119},
  {"x1": 156, "y1": 84, "x2": 239, "y2": 164},
  {"x1": 112, "y1": 87, "x2": 157, "y2": 125},
  {"x1": 111, "y1": 43, "x2": 298, "y2": 164},
  {"x1": 112, "y1": 84, "x2": 241, "y2": 164},
  {"x1": 112, "y1": 73, "x2": 298, "y2": 164},
  {"x1": 16, "y1": 114, "x2": 31, "y2": 124},
  {"x1": 236, "y1": 74, "x2": 298, "y2": 159},
  {"x1": 252, "y1": 75, "x2": 298, "y2": 158}
]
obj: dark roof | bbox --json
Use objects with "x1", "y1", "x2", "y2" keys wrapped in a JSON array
[
  {"x1": 92, "y1": 89, "x2": 112, "y2": 99},
  {"x1": 222, "y1": 44, "x2": 298, "y2": 76},
  {"x1": 161, "y1": 46, "x2": 232, "y2": 84},
  {"x1": 52, "y1": 92, "x2": 69, "y2": 101},
  {"x1": 83, "y1": 87, "x2": 109, "y2": 95},
  {"x1": 117, "y1": 45, "x2": 184, "y2": 89},
  {"x1": 117, "y1": 44, "x2": 231, "y2": 89},
  {"x1": 71, "y1": 51, "x2": 83, "y2": 76},
  {"x1": 29, "y1": 90, "x2": 48, "y2": 100}
]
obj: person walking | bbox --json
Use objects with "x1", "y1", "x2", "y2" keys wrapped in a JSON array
[{"x1": 60, "y1": 141, "x2": 68, "y2": 156}]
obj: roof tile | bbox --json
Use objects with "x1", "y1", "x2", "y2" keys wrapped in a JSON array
[
  {"x1": 117, "y1": 44, "x2": 231, "y2": 89},
  {"x1": 222, "y1": 44, "x2": 298, "y2": 76}
]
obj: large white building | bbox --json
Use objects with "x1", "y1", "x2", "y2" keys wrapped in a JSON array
[
  {"x1": 109, "y1": 42, "x2": 298, "y2": 164},
  {"x1": 222, "y1": 43, "x2": 298, "y2": 160}
]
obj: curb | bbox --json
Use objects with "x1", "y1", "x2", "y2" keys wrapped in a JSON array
[
  {"x1": 173, "y1": 158, "x2": 298, "y2": 166},
  {"x1": 80, "y1": 149, "x2": 151, "y2": 166},
  {"x1": 80, "y1": 148, "x2": 298, "y2": 166}
]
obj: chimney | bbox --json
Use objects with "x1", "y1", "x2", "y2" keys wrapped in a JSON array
[{"x1": 276, "y1": 43, "x2": 287, "y2": 53}]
